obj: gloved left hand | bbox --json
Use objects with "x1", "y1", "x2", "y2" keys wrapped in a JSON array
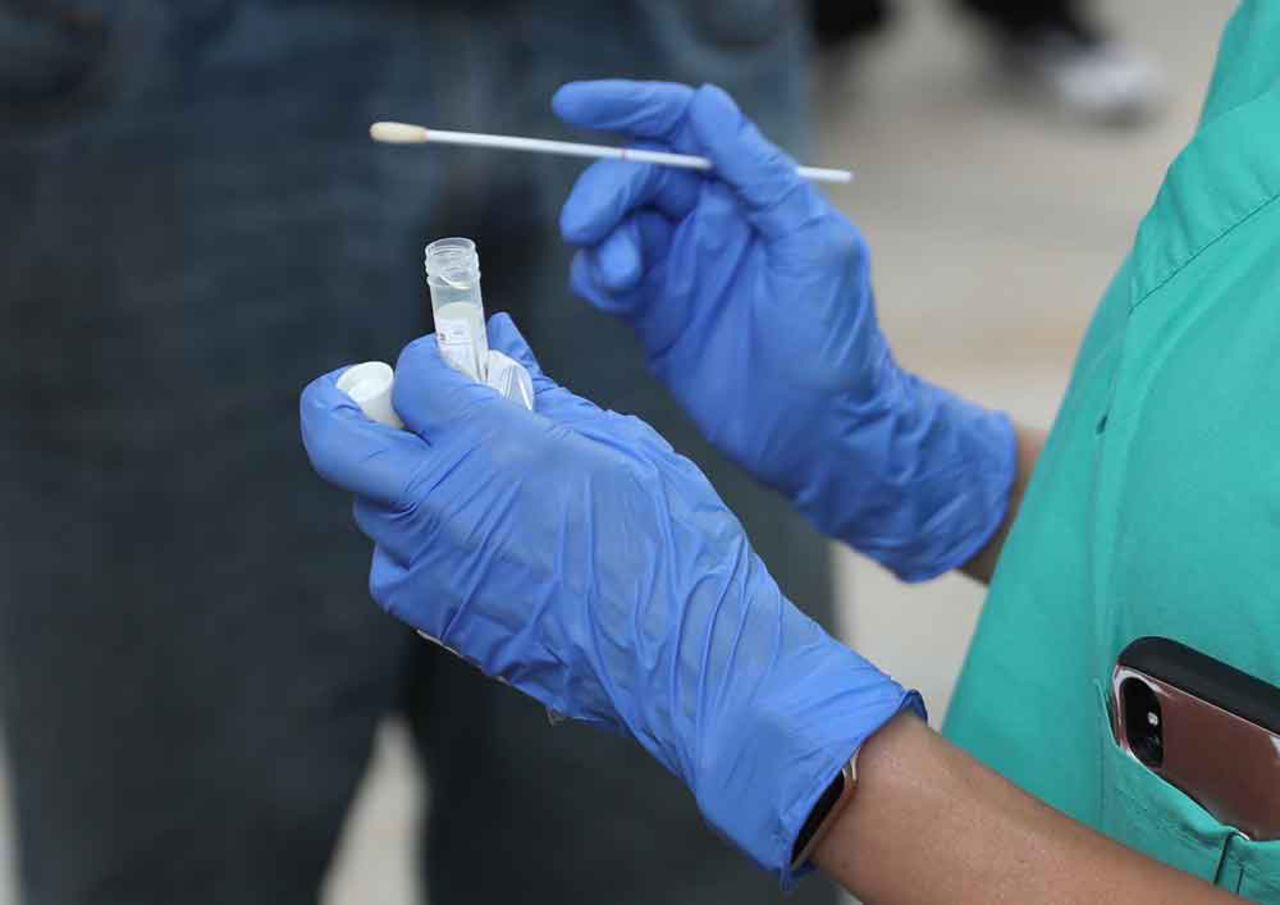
[{"x1": 300, "y1": 314, "x2": 923, "y2": 882}]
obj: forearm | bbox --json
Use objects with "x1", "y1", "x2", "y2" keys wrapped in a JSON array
[
  {"x1": 814, "y1": 714, "x2": 1241, "y2": 905},
  {"x1": 961, "y1": 423, "x2": 1046, "y2": 584}
]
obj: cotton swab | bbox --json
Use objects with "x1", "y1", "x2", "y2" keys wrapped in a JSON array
[{"x1": 369, "y1": 121, "x2": 854, "y2": 185}]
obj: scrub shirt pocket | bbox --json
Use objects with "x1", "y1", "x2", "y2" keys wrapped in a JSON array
[
  {"x1": 1092, "y1": 683, "x2": 1236, "y2": 884},
  {"x1": 1220, "y1": 832, "x2": 1280, "y2": 900}
]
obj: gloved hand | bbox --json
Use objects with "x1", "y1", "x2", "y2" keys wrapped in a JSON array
[
  {"x1": 555, "y1": 80, "x2": 1017, "y2": 581},
  {"x1": 300, "y1": 314, "x2": 923, "y2": 882}
]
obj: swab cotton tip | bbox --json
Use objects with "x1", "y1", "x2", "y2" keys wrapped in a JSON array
[{"x1": 370, "y1": 121, "x2": 430, "y2": 144}]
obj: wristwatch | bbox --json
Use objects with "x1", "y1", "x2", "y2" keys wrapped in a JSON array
[{"x1": 790, "y1": 754, "x2": 858, "y2": 872}]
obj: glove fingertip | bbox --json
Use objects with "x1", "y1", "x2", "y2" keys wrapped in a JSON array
[
  {"x1": 569, "y1": 251, "x2": 607, "y2": 307},
  {"x1": 689, "y1": 83, "x2": 795, "y2": 174},
  {"x1": 559, "y1": 191, "x2": 598, "y2": 246},
  {"x1": 300, "y1": 367, "x2": 367, "y2": 435},
  {"x1": 570, "y1": 250, "x2": 636, "y2": 318},
  {"x1": 560, "y1": 158, "x2": 648, "y2": 245},
  {"x1": 553, "y1": 79, "x2": 695, "y2": 140},
  {"x1": 688, "y1": 85, "x2": 813, "y2": 236},
  {"x1": 551, "y1": 81, "x2": 592, "y2": 121},
  {"x1": 552, "y1": 79, "x2": 640, "y2": 124},
  {"x1": 299, "y1": 372, "x2": 423, "y2": 507},
  {"x1": 689, "y1": 82, "x2": 741, "y2": 134},
  {"x1": 596, "y1": 226, "x2": 643, "y2": 292},
  {"x1": 393, "y1": 333, "x2": 445, "y2": 383}
]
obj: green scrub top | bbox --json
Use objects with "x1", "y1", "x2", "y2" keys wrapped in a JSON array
[{"x1": 943, "y1": 2, "x2": 1280, "y2": 899}]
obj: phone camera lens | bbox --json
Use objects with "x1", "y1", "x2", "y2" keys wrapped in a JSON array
[{"x1": 1120, "y1": 677, "x2": 1164, "y2": 767}]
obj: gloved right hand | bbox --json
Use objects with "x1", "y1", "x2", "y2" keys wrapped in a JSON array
[
  {"x1": 556, "y1": 80, "x2": 1017, "y2": 581},
  {"x1": 301, "y1": 314, "x2": 923, "y2": 884}
]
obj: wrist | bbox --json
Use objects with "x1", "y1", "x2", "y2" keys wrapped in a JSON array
[
  {"x1": 802, "y1": 375, "x2": 1017, "y2": 582},
  {"x1": 810, "y1": 709, "x2": 928, "y2": 879},
  {"x1": 906, "y1": 392, "x2": 1019, "y2": 580},
  {"x1": 691, "y1": 617, "x2": 925, "y2": 885}
]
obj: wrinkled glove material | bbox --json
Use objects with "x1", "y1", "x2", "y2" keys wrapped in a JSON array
[
  {"x1": 556, "y1": 79, "x2": 1017, "y2": 581},
  {"x1": 301, "y1": 314, "x2": 923, "y2": 881}
]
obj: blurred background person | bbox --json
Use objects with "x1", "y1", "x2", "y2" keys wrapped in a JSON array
[
  {"x1": 811, "y1": 0, "x2": 1163, "y2": 124},
  {"x1": 0, "y1": 2, "x2": 835, "y2": 904}
]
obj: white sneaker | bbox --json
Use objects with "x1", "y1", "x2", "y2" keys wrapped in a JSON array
[{"x1": 1003, "y1": 29, "x2": 1164, "y2": 127}]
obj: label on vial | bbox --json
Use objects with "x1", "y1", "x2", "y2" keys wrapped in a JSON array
[
  {"x1": 437, "y1": 319, "x2": 482, "y2": 380},
  {"x1": 438, "y1": 320, "x2": 471, "y2": 345}
]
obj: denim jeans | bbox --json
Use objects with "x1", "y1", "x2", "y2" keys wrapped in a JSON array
[{"x1": 0, "y1": 3, "x2": 836, "y2": 902}]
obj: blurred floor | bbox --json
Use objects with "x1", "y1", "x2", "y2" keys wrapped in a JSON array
[{"x1": 0, "y1": 1, "x2": 1239, "y2": 902}]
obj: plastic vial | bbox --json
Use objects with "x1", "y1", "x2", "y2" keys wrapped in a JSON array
[
  {"x1": 425, "y1": 237, "x2": 489, "y2": 382},
  {"x1": 336, "y1": 361, "x2": 403, "y2": 428}
]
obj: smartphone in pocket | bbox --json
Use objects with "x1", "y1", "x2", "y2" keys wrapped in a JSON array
[{"x1": 1112, "y1": 636, "x2": 1280, "y2": 841}]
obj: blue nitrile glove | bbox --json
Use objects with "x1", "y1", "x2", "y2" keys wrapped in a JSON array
[
  {"x1": 555, "y1": 80, "x2": 1017, "y2": 582},
  {"x1": 300, "y1": 314, "x2": 923, "y2": 882}
]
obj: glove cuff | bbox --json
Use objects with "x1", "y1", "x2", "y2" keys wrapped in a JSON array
[
  {"x1": 691, "y1": 624, "x2": 927, "y2": 885},
  {"x1": 798, "y1": 375, "x2": 1018, "y2": 583},
  {"x1": 890, "y1": 396, "x2": 1018, "y2": 582},
  {"x1": 776, "y1": 687, "x2": 926, "y2": 889}
]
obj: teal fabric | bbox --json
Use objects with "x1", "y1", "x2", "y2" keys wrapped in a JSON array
[{"x1": 944, "y1": 2, "x2": 1280, "y2": 898}]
